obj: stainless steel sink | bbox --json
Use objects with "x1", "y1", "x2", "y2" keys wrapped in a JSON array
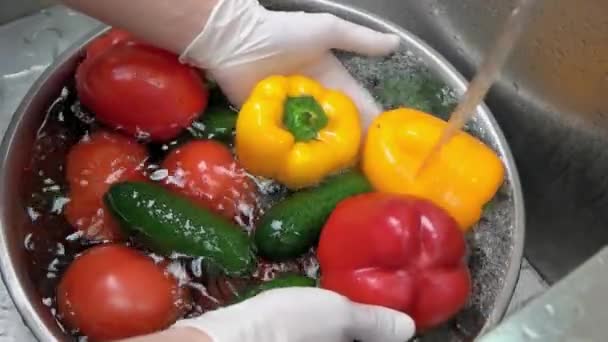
[
  {"x1": 2, "y1": 0, "x2": 605, "y2": 339},
  {"x1": 333, "y1": 0, "x2": 608, "y2": 283}
]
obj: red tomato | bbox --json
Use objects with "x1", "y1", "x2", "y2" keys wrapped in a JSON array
[
  {"x1": 85, "y1": 28, "x2": 134, "y2": 59},
  {"x1": 76, "y1": 39, "x2": 208, "y2": 141},
  {"x1": 57, "y1": 244, "x2": 187, "y2": 341},
  {"x1": 65, "y1": 131, "x2": 148, "y2": 241},
  {"x1": 161, "y1": 140, "x2": 258, "y2": 224}
]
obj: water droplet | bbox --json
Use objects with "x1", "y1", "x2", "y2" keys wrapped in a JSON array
[
  {"x1": 24, "y1": 233, "x2": 35, "y2": 251},
  {"x1": 191, "y1": 258, "x2": 203, "y2": 278},
  {"x1": 56, "y1": 242, "x2": 65, "y2": 256},
  {"x1": 26, "y1": 207, "x2": 40, "y2": 222},
  {"x1": 50, "y1": 197, "x2": 71, "y2": 214},
  {"x1": 42, "y1": 297, "x2": 53, "y2": 307},
  {"x1": 48, "y1": 258, "x2": 60, "y2": 272},
  {"x1": 63, "y1": 8, "x2": 78, "y2": 16},
  {"x1": 522, "y1": 324, "x2": 541, "y2": 339},
  {"x1": 544, "y1": 304, "x2": 555, "y2": 316},
  {"x1": 149, "y1": 169, "x2": 169, "y2": 181},
  {"x1": 575, "y1": 302, "x2": 586, "y2": 318},
  {"x1": 65, "y1": 230, "x2": 84, "y2": 241},
  {"x1": 147, "y1": 253, "x2": 164, "y2": 264},
  {"x1": 512, "y1": 82, "x2": 520, "y2": 92}
]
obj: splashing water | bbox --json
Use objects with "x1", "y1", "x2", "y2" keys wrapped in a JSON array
[{"x1": 417, "y1": 0, "x2": 536, "y2": 176}]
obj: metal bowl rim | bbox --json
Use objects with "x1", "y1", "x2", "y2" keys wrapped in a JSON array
[{"x1": 0, "y1": 25, "x2": 109, "y2": 342}]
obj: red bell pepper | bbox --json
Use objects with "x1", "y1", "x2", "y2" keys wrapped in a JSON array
[{"x1": 317, "y1": 192, "x2": 471, "y2": 330}]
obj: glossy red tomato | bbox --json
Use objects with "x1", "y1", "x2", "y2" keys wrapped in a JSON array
[
  {"x1": 76, "y1": 36, "x2": 208, "y2": 141},
  {"x1": 65, "y1": 131, "x2": 148, "y2": 241},
  {"x1": 57, "y1": 244, "x2": 187, "y2": 341},
  {"x1": 161, "y1": 140, "x2": 258, "y2": 224}
]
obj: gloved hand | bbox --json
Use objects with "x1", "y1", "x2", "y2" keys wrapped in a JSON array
[
  {"x1": 179, "y1": 0, "x2": 400, "y2": 128},
  {"x1": 172, "y1": 287, "x2": 415, "y2": 342}
]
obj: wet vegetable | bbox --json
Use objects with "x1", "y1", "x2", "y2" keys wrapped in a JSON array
[
  {"x1": 188, "y1": 105, "x2": 238, "y2": 142},
  {"x1": 363, "y1": 108, "x2": 505, "y2": 229},
  {"x1": 76, "y1": 31, "x2": 208, "y2": 141},
  {"x1": 236, "y1": 274, "x2": 316, "y2": 302},
  {"x1": 255, "y1": 170, "x2": 372, "y2": 261},
  {"x1": 161, "y1": 140, "x2": 258, "y2": 223},
  {"x1": 57, "y1": 244, "x2": 186, "y2": 340},
  {"x1": 23, "y1": 29, "x2": 496, "y2": 340},
  {"x1": 236, "y1": 75, "x2": 361, "y2": 189},
  {"x1": 317, "y1": 192, "x2": 471, "y2": 330},
  {"x1": 65, "y1": 130, "x2": 148, "y2": 241},
  {"x1": 105, "y1": 182, "x2": 256, "y2": 275}
]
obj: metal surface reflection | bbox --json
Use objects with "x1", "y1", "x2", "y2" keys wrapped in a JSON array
[{"x1": 479, "y1": 247, "x2": 608, "y2": 342}]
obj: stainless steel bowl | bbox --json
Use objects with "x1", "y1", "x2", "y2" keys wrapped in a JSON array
[{"x1": 0, "y1": 1, "x2": 525, "y2": 340}]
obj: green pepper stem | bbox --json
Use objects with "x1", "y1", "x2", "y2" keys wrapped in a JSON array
[{"x1": 283, "y1": 96, "x2": 328, "y2": 142}]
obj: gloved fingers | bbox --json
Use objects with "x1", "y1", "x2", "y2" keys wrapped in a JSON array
[
  {"x1": 213, "y1": 53, "x2": 385, "y2": 130},
  {"x1": 172, "y1": 305, "x2": 249, "y2": 342},
  {"x1": 209, "y1": 66, "x2": 262, "y2": 107},
  {"x1": 348, "y1": 303, "x2": 416, "y2": 342},
  {"x1": 209, "y1": 55, "x2": 305, "y2": 107},
  {"x1": 325, "y1": 14, "x2": 400, "y2": 57},
  {"x1": 303, "y1": 54, "x2": 382, "y2": 129},
  {"x1": 179, "y1": 0, "x2": 266, "y2": 69}
]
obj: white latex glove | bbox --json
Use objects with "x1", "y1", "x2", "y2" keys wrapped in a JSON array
[
  {"x1": 173, "y1": 287, "x2": 415, "y2": 342},
  {"x1": 179, "y1": 0, "x2": 400, "y2": 128}
]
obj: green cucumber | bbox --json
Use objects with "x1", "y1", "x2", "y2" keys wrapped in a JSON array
[
  {"x1": 188, "y1": 106, "x2": 237, "y2": 142},
  {"x1": 236, "y1": 274, "x2": 316, "y2": 302},
  {"x1": 255, "y1": 170, "x2": 372, "y2": 260},
  {"x1": 105, "y1": 182, "x2": 256, "y2": 275}
]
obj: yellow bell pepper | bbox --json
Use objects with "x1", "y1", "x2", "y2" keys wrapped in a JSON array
[
  {"x1": 363, "y1": 108, "x2": 505, "y2": 230},
  {"x1": 236, "y1": 75, "x2": 361, "y2": 189}
]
